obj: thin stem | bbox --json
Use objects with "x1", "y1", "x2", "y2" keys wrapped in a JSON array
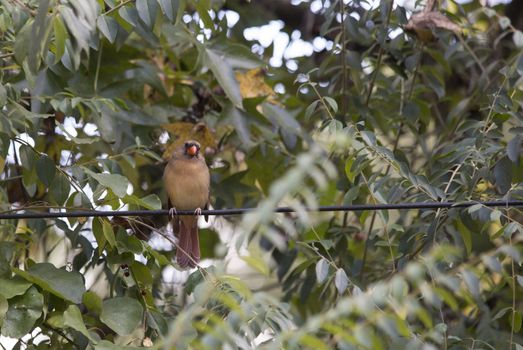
[
  {"x1": 9, "y1": 0, "x2": 36, "y2": 16},
  {"x1": 125, "y1": 216, "x2": 204, "y2": 275},
  {"x1": 41, "y1": 323, "x2": 79, "y2": 349},
  {"x1": 358, "y1": 43, "x2": 423, "y2": 277},
  {"x1": 110, "y1": 265, "x2": 121, "y2": 298},
  {"x1": 103, "y1": 0, "x2": 134, "y2": 16},
  {"x1": 0, "y1": 175, "x2": 23, "y2": 182},
  {"x1": 509, "y1": 234, "x2": 516, "y2": 350},
  {"x1": 13, "y1": 137, "x2": 94, "y2": 209},
  {"x1": 457, "y1": 35, "x2": 486, "y2": 77},
  {"x1": 407, "y1": 44, "x2": 424, "y2": 100},
  {"x1": 94, "y1": 42, "x2": 103, "y2": 95},
  {"x1": 309, "y1": 225, "x2": 336, "y2": 267},
  {"x1": 384, "y1": 226, "x2": 395, "y2": 272},
  {"x1": 482, "y1": 76, "x2": 507, "y2": 135},
  {"x1": 340, "y1": 0, "x2": 348, "y2": 119},
  {"x1": 364, "y1": 0, "x2": 394, "y2": 106},
  {"x1": 508, "y1": 201, "x2": 515, "y2": 350},
  {"x1": 310, "y1": 82, "x2": 335, "y2": 119}
]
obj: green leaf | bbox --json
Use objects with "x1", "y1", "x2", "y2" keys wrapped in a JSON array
[
  {"x1": 261, "y1": 102, "x2": 302, "y2": 135},
  {"x1": 0, "y1": 294, "x2": 7, "y2": 328},
  {"x1": 493, "y1": 306, "x2": 512, "y2": 321},
  {"x1": 36, "y1": 155, "x2": 56, "y2": 187},
  {"x1": 0, "y1": 276, "x2": 32, "y2": 299},
  {"x1": 53, "y1": 16, "x2": 67, "y2": 62},
  {"x1": 511, "y1": 311, "x2": 522, "y2": 333},
  {"x1": 97, "y1": 15, "x2": 119, "y2": 43},
  {"x1": 334, "y1": 268, "x2": 349, "y2": 294},
  {"x1": 84, "y1": 168, "x2": 129, "y2": 198},
  {"x1": 147, "y1": 309, "x2": 168, "y2": 335},
  {"x1": 201, "y1": 47, "x2": 243, "y2": 109},
  {"x1": 220, "y1": 43, "x2": 264, "y2": 69},
  {"x1": 226, "y1": 104, "x2": 254, "y2": 148},
  {"x1": 130, "y1": 261, "x2": 153, "y2": 286},
  {"x1": 517, "y1": 55, "x2": 523, "y2": 76},
  {"x1": 498, "y1": 16, "x2": 510, "y2": 30},
  {"x1": 504, "y1": 222, "x2": 520, "y2": 238},
  {"x1": 137, "y1": 0, "x2": 158, "y2": 28},
  {"x1": 507, "y1": 135, "x2": 521, "y2": 163},
  {"x1": 494, "y1": 157, "x2": 512, "y2": 194},
  {"x1": 323, "y1": 97, "x2": 338, "y2": 114},
  {"x1": 158, "y1": 0, "x2": 179, "y2": 22},
  {"x1": 59, "y1": 5, "x2": 92, "y2": 59},
  {"x1": 116, "y1": 229, "x2": 143, "y2": 254},
  {"x1": 49, "y1": 173, "x2": 71, "y2": 205},
  {"x1": 467, "y1": 203, "x2": 483, "y2": 214},
  {"x1": 241, "y1": 255, "x2": 269, "y2": 276},
  {"x1": 344, "y1": 157, "x2": 356, "y2": 182},
  {"x1": 29, "y1": 0, "x2": 51, "y2": 72},
  {"x1": 342, "y1": 185, "x2": 359, "y2": 205},
  {"x1": 103, "y1": 220, "x2": 116, "y2": 248},
  {"x1": 390, "y1": 276, "x2": 408, "y2": 300},
  {"x1": 195, "y1": 0, "x2": 214, "y2": 30},
  {"x1": 185, "y1": 269, "x2": 207, "y2": 295},
  {"x1": 123, "y1": 194, "x2": 162, "y2": 210},
  {"x1": 482, "y1": 256, "x2": 502, "y2": 273},
  {"x1": 434, "y1": 287, "x2": 458, "y2": 311},
  {"x1": 299, "y1": 334, "x2": 329, "y2": 350},
  {"x1": 305, "y1": 100, "x2": 319, "y2": 120},
  {"x1": 100, "y1": 297, "x2": 143, "y2": 335},
  {"x1": 83, "y1": 291, "x2": 103, "y2": 315},
  {"x1": 93, "y1": 217, "x2": 107, "y2": 254},
  {"x1": 1, "y1": 286, "x2": 43, "y2": 338},
  {"x1": 0, "y1": 84, "x2": 7, "y2": 107},
  {"x1": 513, "y1": 30, "x2": 523, "y2": 48},
  {"x1": 490, "y1": 209, "x2": 502, "y2": 222},
  {"x1": 199, "y1": 228, "x2": 220, "y2": 259},
  {"x1": 315, "y1": 258, "x2": 329, "y2": 284},
  {"x1": 360, "y1": 131, "x2": 377, "y2": 146},
  {"x1": 14, "y1": 263, "x2": 85, "y2": 304},
  {"x1": 461, "y1": 269, "x2": 480, "y2": 298},
  {"x1": 64, "y1": 304, "x2": 94, "y2": 340},
  {"x1": 94, "y1": 340, "x2": 146, "y2": 350},
  {"x1": 456, "y1": 219, "x2": 472, "y2": 255}
]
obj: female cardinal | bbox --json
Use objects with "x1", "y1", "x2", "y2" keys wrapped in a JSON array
[{"x1": 163, "y1": 140, "x2": 210, "y2": 268}]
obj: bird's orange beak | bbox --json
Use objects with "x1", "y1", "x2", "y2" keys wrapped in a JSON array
[{"x1": 186, "y1": 145, "x2": 198, "y2": 156}]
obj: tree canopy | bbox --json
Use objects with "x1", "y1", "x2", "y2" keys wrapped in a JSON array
[{"x1": 0, "y1": 0, "x2": 523, "y2": 349}]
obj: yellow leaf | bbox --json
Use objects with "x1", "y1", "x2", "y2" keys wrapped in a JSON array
[
  {"x1": 161, "y1": 122, "x2": 216, "y2": 159},
  {"x1": 235, "y1": 68, "x2": 276, "y2": 100}
]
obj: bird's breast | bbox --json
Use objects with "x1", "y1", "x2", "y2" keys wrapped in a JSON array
[{"x1": 164, "y1": 158, "x2": 210, "y2": 210}]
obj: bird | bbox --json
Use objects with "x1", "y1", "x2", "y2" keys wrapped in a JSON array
[{"x1": 163, "y1": 140, "x2": 210, "y2": 268}]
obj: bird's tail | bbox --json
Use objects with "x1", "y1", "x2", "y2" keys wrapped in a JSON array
[{"x1": 175, "y1": 217, "x2": 200, "y2": 268}]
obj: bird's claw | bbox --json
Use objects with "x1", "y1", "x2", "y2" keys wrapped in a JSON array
[
  {"x1": 194, "y1": 208, "x2": 202, "y2": 216},
  {"x1": 169, "y1": 207, "x2": 178, "y2": 219}
]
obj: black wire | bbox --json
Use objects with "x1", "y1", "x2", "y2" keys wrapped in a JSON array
[{"x1": 1, "y1": 200, "x2": 522, "y2": 220}]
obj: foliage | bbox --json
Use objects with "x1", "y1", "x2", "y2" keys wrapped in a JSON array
[{"x1": 0, "y1": 0, "x2": 522, "y2": 349}]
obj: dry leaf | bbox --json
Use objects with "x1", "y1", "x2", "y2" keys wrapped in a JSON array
[
  {"x1": 235, "y1": 68, "x2": 276, "y2": 100},
  {"x1": 405, "y1": 11, "x2": 461, "y2": 42},
  {"x1": 423, "y1": 0, "x2": 436, "y2": 13},
  {"x1": 162, "y1": 122, "x2": 216, "y2": 159}
]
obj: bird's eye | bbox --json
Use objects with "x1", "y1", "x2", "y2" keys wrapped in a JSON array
[{"x1": 184, "y1": 142, "x2": 189, "y2": 148}]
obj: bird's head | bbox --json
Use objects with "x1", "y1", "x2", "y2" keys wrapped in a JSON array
[{"x1": 183, "y1": 140, "x2": 201, "y2": 158}]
